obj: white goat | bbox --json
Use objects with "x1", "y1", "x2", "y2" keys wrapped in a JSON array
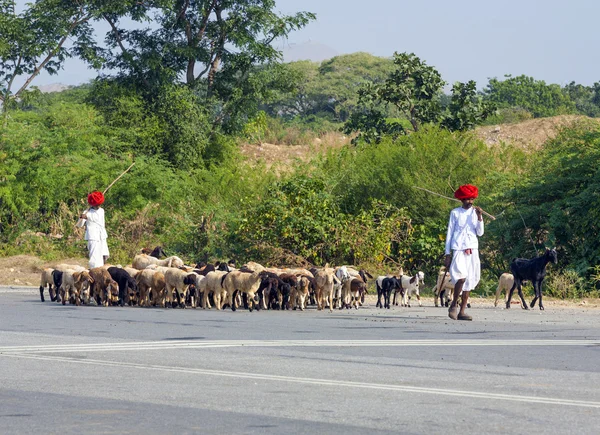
[{"x1": 399, "y1": 271, "x2": 425, "y2": 307}]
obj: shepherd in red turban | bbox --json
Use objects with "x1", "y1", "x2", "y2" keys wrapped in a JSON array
[
  {"x1": 81, "y1": 190, "x2": 110, "y2": 270},
  {"x1": 87, "y1": 191, "x2": 105, "y2": 207},
  {"x1": 454, "y1": 184, "x2": 478, "y2": 200},
  {"x1": 444, "y1": 183, "x2": 484, "y2": 322}
]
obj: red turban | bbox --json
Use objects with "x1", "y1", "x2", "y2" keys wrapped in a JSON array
[
  {"x1": 454, "y1": 184, "x2": 478, "y2": 200},
  {"x1": 87, "y1": 191, "x2": 105, "y2": 207}
]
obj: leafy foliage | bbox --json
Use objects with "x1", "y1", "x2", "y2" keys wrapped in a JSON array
[
  {"x1": 483, "y1": 75, "x2": 576, "y2": 118},
  {"x1": 344, "y1": 53, "x2": 494, "y2": 143},
  {"x1": 487, "y1": 123, "x2": 600, "y2": 274}
]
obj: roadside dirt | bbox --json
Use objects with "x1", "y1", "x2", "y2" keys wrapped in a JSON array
[{"x1": 0, "y1": 255, "x2": 88, "y2": 287}]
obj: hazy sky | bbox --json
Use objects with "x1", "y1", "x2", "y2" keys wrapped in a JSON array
[{"x1": 21, "y1": 0, "x2": 600, "y2": 88}]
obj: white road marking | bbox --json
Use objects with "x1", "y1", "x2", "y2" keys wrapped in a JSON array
[
  {"x1": 4, "y1": 352, "x2": 600, "y2": 409},
  {"x1": 0, "y1": 339, "x2": 598, "y2": 354}
]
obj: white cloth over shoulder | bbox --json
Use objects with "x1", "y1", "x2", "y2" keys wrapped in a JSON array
[
  {"x1": 444, "y1": 207, "x2": 484, "y2": 255},
  {"x1": 83, "y1": 207, "x2": 108, "y2": 241},
  {"x1": 449, "y1": 249, "x2": 480, "y2": 291},
  {"x1": 82, "y1": 207, "x2": 109, "y2": 268}
]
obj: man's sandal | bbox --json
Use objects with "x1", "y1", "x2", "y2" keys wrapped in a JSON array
[{"x1": 448, "y1": 307, "x2": 458, "y2": 320}]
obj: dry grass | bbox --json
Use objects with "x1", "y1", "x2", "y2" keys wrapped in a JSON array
[{"x1": 239, "y1": 132, "x2": 351, "y2": 172}]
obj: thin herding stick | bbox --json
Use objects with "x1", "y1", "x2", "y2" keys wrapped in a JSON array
[{"x1": 413, "y1": 186, "x2": 496, "y2": 220}]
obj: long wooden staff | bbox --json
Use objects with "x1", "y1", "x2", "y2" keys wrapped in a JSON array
[
  {"x1": 76, "y1": 162, "x2": 136, "y2": 228},
  {"x1": 413, "y1": 186, "x2": 496, "y2": 220}
]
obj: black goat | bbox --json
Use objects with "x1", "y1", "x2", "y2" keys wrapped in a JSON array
[
  {"x1": 107, "y1": 267, "x2": 138, "y2": 306},
  {"x1": 506, "y1": 248, "x2": 558, "y2": 311},
  {"x1": 141, "y1": 246, "x2": 167, "y2": 258},
  {"x1": 51, "y1": 270, "x2": 64, "y2": 303},
  {"x1": 376, "y1": 277, "x2": 401, "y2": 309}
]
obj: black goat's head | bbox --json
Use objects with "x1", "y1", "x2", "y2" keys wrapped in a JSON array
[{"x1": 546, "y1": 247, "x2": 558, "y2": 264}]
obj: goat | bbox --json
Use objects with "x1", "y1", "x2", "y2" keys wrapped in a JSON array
[
  {"x1": 141, "y1": 246, "x2": 167, "y2": 258},
  {"x1": 315, "y1": 268, "x2": 336, "y2": 312},
  {"x1": 393, "y1": 272, "x2": 425, "y2": 307},
  {"x1": 107, "y1": 267, "x2": 139, "y2": 306},
  {"x1": 506, "y1": 248, "x2": 558, "y2": 310},
  {"x1": 376, "y1": 276, "x2": 401, "y2": 309},
  {"x1": 342, "y1": 276, "x2": 367, "y2": 309},
  {"x1": 51, "y1": 270, "x2": 64, "y2": 303}
]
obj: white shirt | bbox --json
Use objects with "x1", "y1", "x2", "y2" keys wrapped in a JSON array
[
  {"x1": 445, "y1": 206, "x2": 484, "y2": 255},
  {"x1": 83, "y1": 207, "x2": 108, "y2": 241}
]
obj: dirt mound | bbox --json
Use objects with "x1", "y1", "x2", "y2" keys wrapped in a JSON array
[
  {"x1": 0, "y1": 255, "x2": 88, "y2": 286},
  {"x1": 240, "y1": 116, "x2": 600, "y2": 168},
  {"x1": 475, "y1": 115, "x2": 600, "y2": 152}
]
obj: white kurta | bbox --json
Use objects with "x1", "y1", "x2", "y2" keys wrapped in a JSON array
[
  {"x1": 82, "y1": 207, "x2": 109, "y2": 268},
  {"x1": 445, "y1": 206, "x2": 484, "y2": 291}
]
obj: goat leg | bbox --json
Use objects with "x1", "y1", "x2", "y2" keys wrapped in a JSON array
[
  {"x1": 39, "y1": 286, "x2": 45, "y2": 302},
  {"x1": 517, "y1": 285, "x2": 529, "y2": 310},
  {"x1": 506, "y1": 283, "x2": 517, "y2": 309}
]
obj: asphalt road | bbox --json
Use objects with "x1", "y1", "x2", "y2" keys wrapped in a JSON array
[{"x1": 1, "y1": 286, "x2": 600, "y2": 434}]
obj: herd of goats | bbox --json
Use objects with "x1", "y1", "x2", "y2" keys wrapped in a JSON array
[{"x1": 38, "y1": 246, "x2": 559, "y2": 312}]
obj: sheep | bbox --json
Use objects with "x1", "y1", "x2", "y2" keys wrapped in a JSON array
[
  {"x1": 494, "y1": 273, "x2": 516, "y2": 308},
  {"x1": 187, "y1": 274, "x2": 205, "y2": 308},
  {"x1": 39, "y1": 268, "x2": 57, "y2": 302},
  {"x1": 88, "y1": 267, "x2": 119, "y2": 307},
  {"x1": 54, "y1": 264, "x2": 86, "y2": 272},
  {"x1": 506, "y1": 248, "x2": 558, "y2": 310},
  {"x1": 199, "y1": 271, "x2": 228, "y2": 310},
  {"x1": 397, "y1": 271, "x2": 425, "y2": 307},
  {"x1": 59, "y1": 270, "x2": 94, "y2": 306},
  {"x1": 315, "y1": 268, "x2": 336, "y2": 312},
  {"x1": 240, "y1": 261, "x2": 265, "y2": 273},
  {"x1": 222, "y1": 271, "x2": 263, "y2": 312},
  {"x1": 135, "y1": 269, "x2": 156, "y2": 307},
  {"x1": 163, "y1": 268, "x2": 197, "y2": 308},
  {"x1": 132, "y1": 254, "x2": 185, "y2": 270},
  {"x1": 107, "y1": 267, "x2": 139, "y2": 306},
  {"x1": 151, "y1": 272, "x2": 166, "y2": 307}
]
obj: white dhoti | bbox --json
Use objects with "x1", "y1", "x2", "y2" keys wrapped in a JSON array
[
  {"x1": 88, "y1": 239, "x2": 109, "y2": 269},
  {"x1": 449, "y1": 249, "x2": 480, "y2": 292}
]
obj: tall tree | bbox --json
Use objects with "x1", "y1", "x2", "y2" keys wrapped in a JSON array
[{"x1": 0, "y1": 0, "x2": 108, "y2": 115}]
